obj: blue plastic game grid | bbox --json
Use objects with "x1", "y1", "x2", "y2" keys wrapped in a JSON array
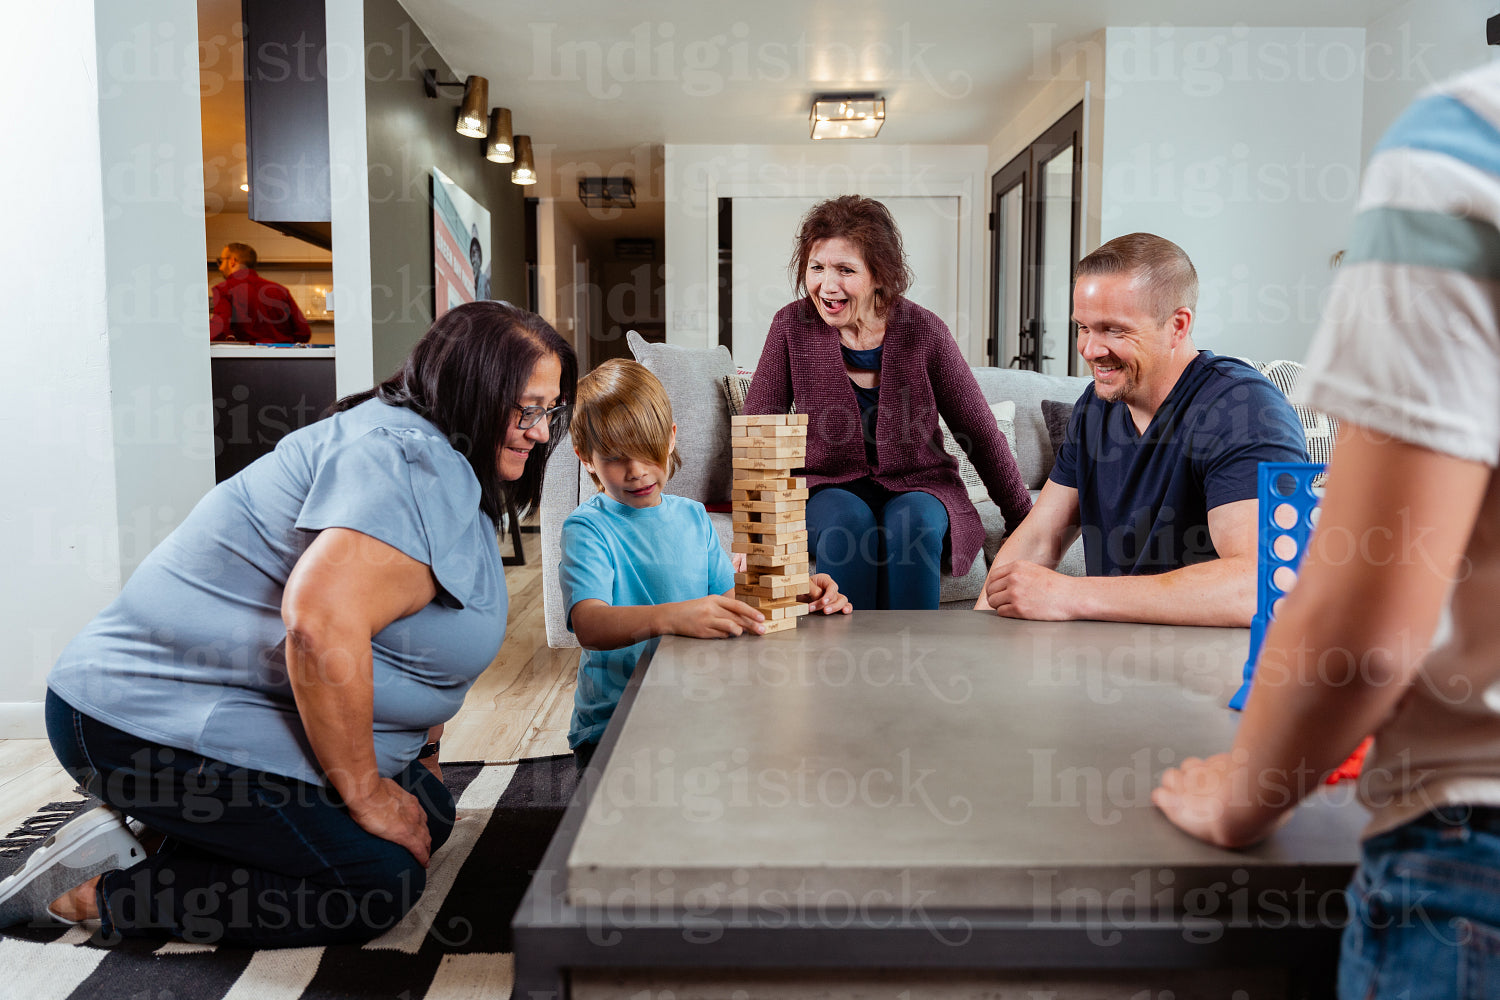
[{"x1": 1228, "y1": 461, "x2": 1326, "y2": 711}]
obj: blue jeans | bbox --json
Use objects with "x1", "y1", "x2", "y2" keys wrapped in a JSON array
[
  {"x1": 806, "y1": 480, "x2": 949, "y2": 610},
  {"x1": 1339, "y1": 806, "x2": 1500, "y2": 999},
  {"x1": 45, "y1": 690, "x2": 455, "y2": 947}
]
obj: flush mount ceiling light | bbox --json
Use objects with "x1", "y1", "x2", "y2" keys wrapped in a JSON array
[
  {"x1": 578, "y1": 176, "x2": 635, "y2": 209},
  {"x1": 511, "y1": 135, "x2": 537, "y2": 185},
  {"x1": 423, "y1": 69, "x2": 488, "y2": 137},
  {"x1": 485, "y1": 108, "x2": 514, "y2": 162},
  {"x1": 809, "y1": 95, "x2": 885, "y2": 140}
]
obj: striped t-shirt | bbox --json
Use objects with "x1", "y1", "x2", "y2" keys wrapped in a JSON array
[{"x1": 1297, "y1": 60, "x2": 1500, "y2": 839}]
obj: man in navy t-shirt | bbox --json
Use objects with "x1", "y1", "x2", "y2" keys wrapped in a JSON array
[{"x1": 975, "y1": 233, "x2": 1306, "y2": 626}]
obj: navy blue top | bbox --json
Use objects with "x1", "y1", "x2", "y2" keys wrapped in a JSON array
[
  {"x1": 841, "y1": 344, "x2": 882, "y2": 465},
  {"x1": 1050, "y1": 352, "x2": 1307, "y2": 577}
]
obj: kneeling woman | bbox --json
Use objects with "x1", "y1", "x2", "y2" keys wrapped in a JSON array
[
  {"x1": 0, "y1": 302, "x2": 575, "y2": 946},
  {"x1": 745, "y1": 196, "x2": 1031, "y2": 609}
]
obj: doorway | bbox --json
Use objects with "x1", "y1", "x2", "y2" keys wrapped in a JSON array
[{"x1": 989, "y1": 104, "x2": 1083, "y2": 374}]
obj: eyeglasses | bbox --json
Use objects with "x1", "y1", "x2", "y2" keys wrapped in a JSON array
[{"x1": 515, "y1": 403, "x2": 567, "y2": 429}]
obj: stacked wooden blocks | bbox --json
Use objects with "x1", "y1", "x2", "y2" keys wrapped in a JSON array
[{"x1": 731, "y1": 414, "x2": 812, "y2": 634}]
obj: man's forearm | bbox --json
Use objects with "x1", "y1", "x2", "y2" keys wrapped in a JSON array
[{"x1": 1069, "y1": 555, "x2": 1256, "y2": 626}]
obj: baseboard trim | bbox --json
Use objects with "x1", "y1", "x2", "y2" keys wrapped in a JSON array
[{"x1": 0, "y1": 702, "x2": 47, "y2": 739}]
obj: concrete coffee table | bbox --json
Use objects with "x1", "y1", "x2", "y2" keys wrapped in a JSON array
[{"x1": 514, "y1": 612, "x2": 1367, "y2": 999}]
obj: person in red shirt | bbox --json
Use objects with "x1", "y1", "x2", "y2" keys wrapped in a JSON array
[{"x1": 209, "y1": 242, "x2": 312, "y2": 343}]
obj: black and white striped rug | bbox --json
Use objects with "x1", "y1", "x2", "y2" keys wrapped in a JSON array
[{"x1": 0, "y1": 758, "x2": 577, "y2": 999}]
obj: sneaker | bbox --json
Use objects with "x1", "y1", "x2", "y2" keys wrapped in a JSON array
[{"x1": 0, "y1": 804, "x2": 146, "y2": 929}]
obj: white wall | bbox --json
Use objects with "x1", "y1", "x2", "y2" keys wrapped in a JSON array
[
  {"x1": 0, "y1": 0, "x2": 215, "y2": 736},
  {"x1": 664, "y1": 144, "x2": 989, "y2": 362},
  {"x1": 1097, "y1": 26, "x2": 1366, "y2": 363},
  {"x1": 327, "y1": 0, "x2": 375, "y2": 396},
  {"x1": 1362, "y1": 0, "x2": 1497, "y2": 164},
  {"x1": 534, "y1": 198, "x2": 590, "y2": 361},
  {"x1": 97, "y1": 0, "x2": 217, "y2": 578},
  {"x1": 988, "y1": 34, "x2": 1106, "y2": 255},
  {"x1": 729, "y1": 195, "x2": 962, "y2": 371}
]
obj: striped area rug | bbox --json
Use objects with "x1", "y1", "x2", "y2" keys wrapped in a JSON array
[{"x1": 0, "y1": 757, "x2": 577, "y2": 1000}]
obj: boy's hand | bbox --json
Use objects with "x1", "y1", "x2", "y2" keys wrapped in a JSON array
[
  {"x1": 671, "y1": 595, "x2": 766, "y2": 638},
  {"x1": 804, "y1": 573, "x2": 852, "y2": 615}
]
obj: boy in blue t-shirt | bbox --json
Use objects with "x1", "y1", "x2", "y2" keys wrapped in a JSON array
[{"x1": 559, "y1": 360, "x2": 849, "y2": 762}]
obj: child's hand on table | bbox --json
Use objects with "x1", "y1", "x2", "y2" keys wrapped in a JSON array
[{"x1": 670, "y1": 594, "x2": 766, "y2": 638}]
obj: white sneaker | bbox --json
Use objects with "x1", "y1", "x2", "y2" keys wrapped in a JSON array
[{"x1": 0, "y1": 804, "x2": 146, "y2": 928}]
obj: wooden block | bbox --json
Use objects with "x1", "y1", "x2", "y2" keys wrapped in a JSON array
[
  {"x1": 731, "y1": 475, "x2": 800, "y2": 492},
  {"x1": 738, "y1": 582, "x2": 806, "y2": 599},
  {"x1": 742, "y1": 528, "x2": 808, "y2": 544},
  {"x1": 732, "y1": 414, "x2": 807, "y2": 427},
  {"x1": 758, "y1": 616, "x2": 799, "y2": 634},
  {"x1": 750, "y1": 561, "x2": 810, "y2": 577},
  {"x1": 733, "y1": 521, "x2": 807, "y2": 538},
  {"x1": 738, "y1": 499, "x2": 802, "y2": 512},
  {"x1": 732, "y1": 476, "x2": 807, "y2": 491},
  {"x1": 732, "y1": 538, "x2": 809, "y2": 557},
  {"x1": 733, "y1": 507, "x2": 803, "y2": 524},
  {"x1": 735, "y1": 529, "x2": 808, "y2": 546},
  {"x1": 731, "y1": 434, "x2": 808, "y2": 450},
  {"x1": 757, "y1": 573, "x2": 811, "y2": 589},
  {"x1": 731, "y1": 457, "x2": 797, "y2": 473},
  {"x1": 730, "y1": 424, "x2": 806, "y2": 438},
  {"x1": 731, "y1": 446, "x2": 807, "y2": 461},
  {"x1": 767, "y1": 602, "x2": 811, "y2": 620},
  {"x1": 734, "y1": 488, "x2": 808, "y2": 504}
]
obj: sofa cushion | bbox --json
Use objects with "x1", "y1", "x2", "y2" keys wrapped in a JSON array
[
  {"x1": 627, "y1": 330, "x2": 738, "y2": 504},
  {"x1": 937, "y1": 401, "x2": 1018, "y2": 503},
  {"x1": 969, "y1": 367, "x2": 1093, "y2": 490},
  {"x1": 1041, "y1": 399, "x2": 1074, "y2": 458}
]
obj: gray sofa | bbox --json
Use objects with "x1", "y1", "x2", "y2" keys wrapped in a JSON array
[{"x1": 540, "y1": 332, "x2": 1096, "y2": 648}]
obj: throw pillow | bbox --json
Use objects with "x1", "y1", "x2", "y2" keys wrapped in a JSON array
[
  {"x1": 1252, "y1": 359, "x2": 1339, "y2": 466},
  {"x1": 938, "y1": 401, "x2": 1018, "y2": 503},
  {"x1": 1041, "y1": 399, "x2": 1074, "y2": 458},
  {"x1": 719, "y1": 372, "x2": 754, "y2": 417},
  {"x1": 626, "y1": 330, "x2": 737, "y2": 504}
]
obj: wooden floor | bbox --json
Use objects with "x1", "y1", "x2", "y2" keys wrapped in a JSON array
[{"x1": 0, "y1": 525, "x2": 578, "y2": 836}]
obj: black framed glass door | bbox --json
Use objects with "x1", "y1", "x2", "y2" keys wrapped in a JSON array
[{"x1": 989, "y1": 104, "x2": 1084, "y2": 374}]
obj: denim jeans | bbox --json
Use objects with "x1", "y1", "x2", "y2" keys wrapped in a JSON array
[
  {"x1": 45, "y1": 690, "x2": 455, "y2": 947},
  {"x1": 806, "y1": 480, "x2": 949, "y2": 610},
  {"x1": 1339, "y1": 805, "x2": 1500, "y2": 999}
]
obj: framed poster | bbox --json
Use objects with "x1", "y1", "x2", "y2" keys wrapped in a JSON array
[{"x1": 431, "y1": 167, "x2": 492, "y2": 317}]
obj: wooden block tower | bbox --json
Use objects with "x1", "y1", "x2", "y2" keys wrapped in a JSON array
[{"x1": 730, "y1": 414, "x2": 812, "y2": 634}]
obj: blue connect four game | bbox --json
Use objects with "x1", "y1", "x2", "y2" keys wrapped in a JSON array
[{"x1": 1228, "y1": 461, "x2": 1327, "y2": 712}]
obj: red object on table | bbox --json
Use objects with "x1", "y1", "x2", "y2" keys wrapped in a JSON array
[{"x1": 1327, "y1": 737, "x2": 1373, "y2": 784}]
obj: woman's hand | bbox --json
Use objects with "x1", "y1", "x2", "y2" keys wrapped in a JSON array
[
  {"x1": 346, "y1": 778, "x2": 434, "y2": 866},
  {"x1": 670, "y1": 594, "x2": 766, "y2": 638},
  {"x1": 283, "y1": 528, "x2": 439, "y2": 860},
  {"x1": 805, "y1": 573, "x2": 852, "y2": 614}
]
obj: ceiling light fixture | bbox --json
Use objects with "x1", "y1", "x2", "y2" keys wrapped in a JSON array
[
  {"x1": 423, "y1": 69, "x2": 489, "y2": 138},
  {"x1": 511, "y1": 135, "x2": 537, "y2": 185},
  {"x1": 486, "y1": 108, "x2": 515, "y2": 162},
  {"x1": 578, "y1": 176, "x2": 635, "y2": 209},
  {"x1": 809, "y1": 95, "x2": 886, "y2": 140}
]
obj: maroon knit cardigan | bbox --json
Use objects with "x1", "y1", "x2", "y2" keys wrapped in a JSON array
[{"x1": 744, "y1": 297, "x2": 1033, "y2": 576}]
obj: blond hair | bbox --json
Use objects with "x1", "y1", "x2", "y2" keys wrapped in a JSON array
[
  {"x1": 1075, "y1": 233, "x2": 1197, "y2": 323},
  {"x1": 570, "y1": 359, "x2": 681, "y2": 489}
]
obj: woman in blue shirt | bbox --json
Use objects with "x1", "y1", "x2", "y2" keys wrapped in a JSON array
[{"x1": 0, "y1": 302, "x2": 575, "y2": 947}]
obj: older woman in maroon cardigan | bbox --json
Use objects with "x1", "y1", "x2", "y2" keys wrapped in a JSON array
[{"x1": 744, "y1": 196, "x2": 1032, "y2": 609}]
